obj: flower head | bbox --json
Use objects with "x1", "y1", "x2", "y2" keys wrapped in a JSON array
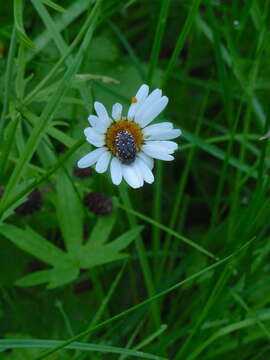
[{"x1": 77, "y1": 84, "x2": 181, "y2": 188}]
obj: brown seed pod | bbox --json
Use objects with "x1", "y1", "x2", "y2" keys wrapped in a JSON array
[{"x1": 84, "y1": 192, "x2": 113, "y2": 216}]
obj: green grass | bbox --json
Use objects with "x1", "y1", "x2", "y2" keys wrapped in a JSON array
[{"x1": 0, "y1": 0, "x2": 269, "y2": 359}]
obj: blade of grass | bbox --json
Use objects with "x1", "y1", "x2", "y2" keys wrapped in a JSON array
[
  {"x1": 0, "y1": 102, "x2": 20, "y2": 176},
  {"x1": 118, "y1": 203, "x2": 217, "y2": 260},
  {"x1": 162, "y1": 0, "x2": 202, "y2": 87},
  {"x1": 147, "y1": 0, "x2": 171, "y2": 85},
  {"x1": 0, "y1": 26, "x2": 17, "y2": 142},
  {"x1": 108, "y1": 20, "x2": 146, "y2": 80},
  {"x1": 14, "y1": 0, "x2": 35, "y2": 49},
  {"x1": 41, "y1": 0, "x2": 65, "y2": 12},
  {"x1": 55, "y1": 300, "x2": 74, "y2": 337},
  {"x1": 0, "y1": 339, "x2": 165, "y2": 360}
]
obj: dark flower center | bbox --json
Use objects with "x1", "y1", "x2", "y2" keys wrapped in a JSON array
[{"x1": 115, "y1": 130, "x2": 137, "y2": 164}]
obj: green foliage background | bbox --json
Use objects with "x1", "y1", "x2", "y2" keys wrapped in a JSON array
[{"x1": 0, "y1": 0, "x2": 269, "y2": 359}]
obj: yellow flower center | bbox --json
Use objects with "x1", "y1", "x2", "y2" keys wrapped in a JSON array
[{"x1": 105, "y1": 119, "x2": 144, "y2": 155}]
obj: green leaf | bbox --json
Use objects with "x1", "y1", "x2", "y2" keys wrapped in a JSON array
[
  {"x1": 80, "y1": 251, "x2": 128, "y2": 269},
  {"x1": 80, "y1": 226, "x2": 143, "y2": 269},
  {"x1": 0, "y1": 224, "x2": 67, "y2": 266},
  {"x1": 106, "y1": 226, "x2": 144, "y2": 253},
  {"x1": 16, "y1": 269, "x2": 53, "y2": 287},
  {"x1": 56, "y1": 170, "x2": 84, "y2": 257},
  {"x1": 16, "y1": 263, "x2": 79, "y2": 289},
  {"x1": 85, "y1": 212, "x2": 117, "y2": 248},
  {"x1": 47, "y1": 263, "x2": 79, "y2": 289}
]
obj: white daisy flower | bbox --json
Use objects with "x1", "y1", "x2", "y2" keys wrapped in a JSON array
[{"x1": 77, "y1": 84, "x2": 181, "y2": 189}]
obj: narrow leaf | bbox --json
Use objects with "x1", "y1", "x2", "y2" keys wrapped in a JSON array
[
  {"x1": 16, "y1": 269, "x2": 53, "y2": 287},
  {"x1": 56, "y1": 170, "x2": 84, "y2": 257},
  {"x1": 0, "y1": 224, "x2": 67, "y2": 266},
  {"x1": 85, "y1": 212, "x2": 117, "y2": 249},
  {"x1": 42, "y1": 0, "x2": 65, "y2": 12},
  {"x1": 0, "y1": 339, "x2": 166, "y2": 359},
  {"x1": 80, "y1": 251, "x2": 128, "y2": 269},
  {"x1": 106, "y1": 226, "x2": 143, "y2": 253}
]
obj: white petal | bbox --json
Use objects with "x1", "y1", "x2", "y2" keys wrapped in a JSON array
[
  {"x1": 142, "y1": 144, "x2": 175, "y2": 161},
  {"x1": 134, "y1": 89, "x2": 162, "y2": 124},
  {"x1": 144, "y1": 140, "x2": 178, "y2": 154},
  {"x1": 136, "y1": 158, "x2": 154, "y2": 184},
  {"x1": 77, "y1": 147, "x2": 106, "y2": 168},
  {"x1": 94, "y1": 120, "x2": 107, "y2": 134},
  {"x1": 154, "y1": 129, "x2": 181, "y2": 140},
  {"x1": 127, "y1": 103, "x2": 138, "y2": 121},
  {"x1": 137, "y1": 152, "x2": 154, "y2": 170},
  {"x1": 143, "y1": 122, "x2": 173, "y2": 138},
  {"x1": 145, "y1": 129, "x2": 182, "y2": 141},
  {"x1": 86, "y1": 137, "x2": 104, "y2": 147},
  {"x1": 95, "y1": 151, "x2": 111, "y2": 173},
  {"x1": 84, "y1": 127, "x2": 105, "y2": 147},
  {"x1": 110, "y1": 157, "x2": 122, "y2": 185},
  {"x1": 94, "y1": 102, "x2": 112, "y2": 127},
  {"x1": 135, "y1": 84, "x2": 150, "y2": 101},
  {"x1": 84, "y1": 127, "x2": 103, "y2": 139},
  {"x1": 127, "y1": 84, "x2": 149, "y2": 121},
  {"x1": 88, "y1": 115, "x2": 98, "y2": 127},
  {"x1": 133, "y1": 161, "x2": 144, "y2": 187},
  {"x1": 139, "y1": 96, "x2": 169, "y2": 128},
  {"x1": 112, "y1": 103, "x2": 122, "y2": 121},
  {"x1": 122, "y1": 164, "x2": 142, "y2": 189}
]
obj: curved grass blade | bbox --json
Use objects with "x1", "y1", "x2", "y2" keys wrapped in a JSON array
[
  {"x1": 162, "y1": 0, "x2": 202, "y2": 86},
  {"x1": 14, "y1": 0, "x2": 35, "y2": 49},
  {"x1": 119, "y1": 203, "x2": 217, "y2": 260},
  {"x1": 0, "y1": 339, "x2": 166, "y2": 360},
  {"x1": 41, "y1": 0, "x2": 65, "y2": 12}
]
